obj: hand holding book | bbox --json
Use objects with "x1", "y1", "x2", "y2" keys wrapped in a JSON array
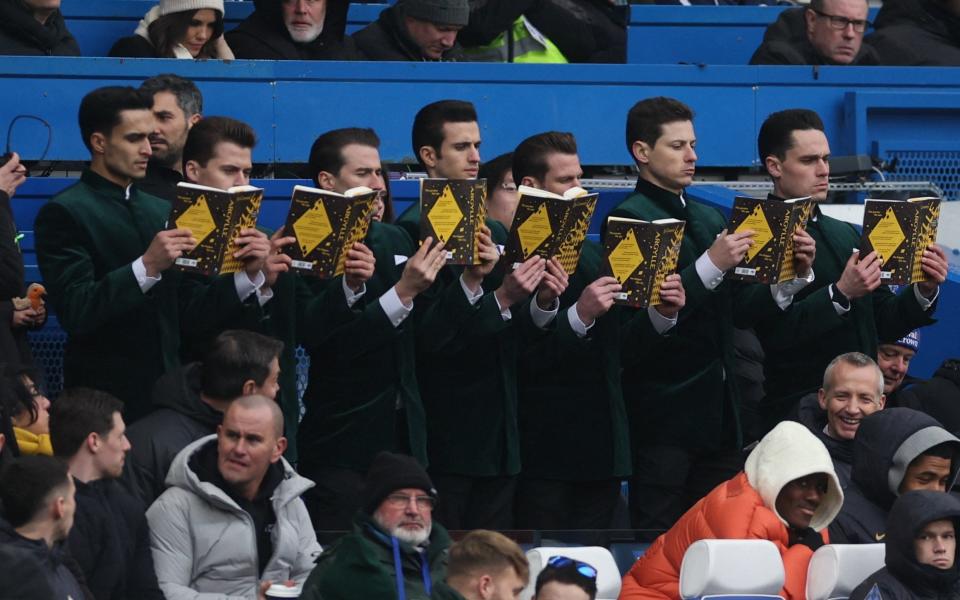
[
  {"x1": 836, "y1": 249, "x2": 882, "y2": 300},
  {"x1": 707, "y1": 228, "x2": 755, "y2": 272},
  {"x1": 652, "y1": 273, "x2": 685, "y2": 319},
  {"x1": 263, "y1": 228, "x2": 297, "y2": 289},
  {"x1": 792, "y1": 228, "x2": 816, "y2": 278},
  {"x1": 494, "y1": 255, "x2": 546, "y2": 310},
  {"x1": 535, "y1": 257, "x2": 569, "y2": 310},
  {"x1": 343, "y1": 242, "x2": 376, "y2": 293},
  {"x1": 232, "y1": 228, "x2": 271, "y2": 278},
  {"x1": 395, "y1": 236, "x2": 447, "y2": 306},
  {"x1": 143, "y1": 228, "x2": 197, "y2": 277},
  {"x1": 917, "y1": 244, "x2": 949, "y2": 297},
  {"x1": 462, "y1": 226, "x2": 499, "y2": 293},
  {"x1": 575, "y1": 276, "x2": 622, "y2": 327}
]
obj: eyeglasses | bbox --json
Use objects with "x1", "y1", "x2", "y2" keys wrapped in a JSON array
[
  {"x1": 384, "y1": 493, "x2": 436, "y2": 510},
  {"x1": 546, "y1": 556, "x2": 598, "y2": 580},
  {"x1": 810, "y1": 9, "x2": 870, "y2": 33}
]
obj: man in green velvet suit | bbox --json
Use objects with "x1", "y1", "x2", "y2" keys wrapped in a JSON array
[
  {"x1": 754, "y1": 108, "x2": 947, "y2": 428},
  {"x1": 34, "y1": 87, "x2": 270, "y2": 422},
  {"x1": 395, "y1": 100, "x2": 547, "y2": 530},
  {"x1": 511, "y1": 131, "x2": 686, "y2": 531},
  {"x1": 609, "y1": 97, "x2": 819, "y2": 531}
]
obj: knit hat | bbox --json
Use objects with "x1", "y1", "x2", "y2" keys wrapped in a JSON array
[
  {"x1": 883, "y1": 329, "x2": 921, "y2": 353},
  {"x1": 399, "y1": 0, "x2": 469, "y2": 27},
  {"x1": 158, "y1": 0, "x2": 224, "y2": 17},
  {"x1": 361, "y1": 452, "x2": 437, "y2": 514}
]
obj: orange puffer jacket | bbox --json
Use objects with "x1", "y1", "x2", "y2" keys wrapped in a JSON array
[{"x1": 619, "y1": 472, "x2": 827, "y2": 600}]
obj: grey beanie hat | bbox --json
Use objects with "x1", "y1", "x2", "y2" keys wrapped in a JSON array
[
  {"x1": 400, "y1": 0, "x2": 470, "y2": 27},
  {"x1": 158, "y1": 0, "x2": 224, "y2": 16}
]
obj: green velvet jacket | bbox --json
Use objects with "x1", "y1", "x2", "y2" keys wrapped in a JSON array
[
  {"x1": 515, "y1": 240, "x2": 633, "y2": 480},
  {"x1": 34, "y1": 170, "x2": 244, "y2": 421},
  {"x1": 755, "y1": 204, "x2": 937, "y2": 425},
  {"x1": 296, "y1": 221, "x2": 429, "y2": 472}
]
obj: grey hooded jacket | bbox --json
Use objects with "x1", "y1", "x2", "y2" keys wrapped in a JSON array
[{"x1": 146, "y1": 435, "x2": 322, "y2": 599}]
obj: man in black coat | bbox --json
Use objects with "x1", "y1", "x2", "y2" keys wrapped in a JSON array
[
  {"x1": 353, "y1": 0, "x2": 468, "y2": 61},
  {"x1": 0, "y1": 0, "x2": 80, "y2": 56},
  {"x1": 866, "y1": 0, "x2": 960, "y2": 66},
  {"x1": 899, "y1": 359, "x2": 960, "y2": 437},
  {"x1": 120, "y1": 329, "x2": 283, "y2": 508},
  {"x1": 850, "y1": 490, "x2": 960, "y2": 600},
  {"x1": 50, "y1": 388, "x2": 163, "y2": 600},
  {"x1": 750, "y1": 0, "x2": 879, "y2": 65},
  {"x1": 227, "y1": 0, "x2": 359, "y2": 60}
]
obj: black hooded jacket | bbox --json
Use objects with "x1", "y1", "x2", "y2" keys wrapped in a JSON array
[
  {"x1": 795, "y1": 392, "x2": 854, "y2": 488},
  {"x1": 830, "y1": 408, "x2": 960, "y2": 544},
  {"x1": 0, "y1": 0, "x2": 80, "y2": 56},
  {"x1": 0, "y1": 519, "x2": 89, "y2": 600},
  {"x1": 352, "y1": 4, "x2": 463, "y2": 61},
  {"x1": 120, "y1": 363, "x2": 223, "y2": 508},
  {"x1": 749, "y1": 7, "x2": 879, "y2": 65},
  {"x1": 866, "y1": 0, "x2": 960, "y2": 66},
  {"x1": 226, "y1": 0, "x2": 359, "y2": 60},
  {"x1": 850, "y1": 490, "x2": 960, "y2": 600},
  {"x1": 899, "y1": 360, "x2": 960, "y2": 437}
]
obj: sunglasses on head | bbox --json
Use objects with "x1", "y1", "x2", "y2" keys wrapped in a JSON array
[{"x1": 546, "y1": 555, "x2": 598, "y2": 580}]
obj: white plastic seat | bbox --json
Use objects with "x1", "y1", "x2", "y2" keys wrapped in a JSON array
[
  {"x1": 522, "y1": 546, "x2": 621, "y2": 600},
  {"x1": 806, "y1": 544, "x2": 886, "y2": 600},
  {"x1": 679, "y1": 539, "x2": 785, "y2": 600}
]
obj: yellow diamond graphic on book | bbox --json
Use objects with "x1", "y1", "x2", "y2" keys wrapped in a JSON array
[
  {"x1": 293, "y1": 202, "x2": 334, "y2": 255},
  {"x1": 608, "y1": 229, "x2": 645, "y2": 283},
  {"x1": 736, "y1": 204, "x2": 773, "y2": 262},
  {"x1": 175, "y1": 195, "x2": 216, "y2": 244},
  {"x1": 427, "y1": 184, "x2": 464, "y2": 243},
  {"x1": 869, "y1": 207, "x2": 906, "y2": 263},
  {"x1": 517, "y1": 204, "x2": 553, "y2": 257}
]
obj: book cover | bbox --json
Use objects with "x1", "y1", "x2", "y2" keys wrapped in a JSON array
[
  {"x1": 502, "y1": 185, "x2": 599, "y2": 275},
  {"x1": 860, "y1": 197, "x2": 941, "y2": 285},
  {"x1": 282, "y1": 185, "x2": 378, "y2": 278},
  {"x1": 168, "y1": 182, "x2": 263, "y2": 277},
  {"x1": 726, "y1": 195, "x2": 812, "y2": 284},
  {"x1": 418, "y1": 178, "x2": 487, "y2": 265},
  {"x1": 601, "y1": 216, "x2": 685, "y2": 308}
]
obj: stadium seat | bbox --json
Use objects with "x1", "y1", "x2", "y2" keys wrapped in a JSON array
[
  {"x1": 523, "y1": 546, "x2": 621, "y2": 600},
  {"x1": 679, "y1": 539, "x2": 784, "y2": 600},
  {"x1": 805, "y1": 544, "x2": 885, "y2": 600}
]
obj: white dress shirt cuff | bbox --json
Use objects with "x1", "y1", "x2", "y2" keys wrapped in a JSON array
[
  {"x1": 567, "y1": 304, "x2": 594, "y2": 338},
  {"x1": 379, "y1": 285, "x2": 413, "y2": 327},
  {"x1": 828, "y1": 284, "x2": 852, "y2": 316},
  {"x1": 647, "y1": 305, "x2": 678, "y2": 334},
  {"x1": 234, "y1": 270, "x2": 265, "y2": 304},
  {"x1": 770, "y1": 269, "x2": 816, "y2": 310},
  {"x1": 695, "y1": 251, "x2": 725, "y2": 290},
  {"x1": 530, "y1": 297, "x2": 559, "y2": 329},
  {"x1": 343, "y1": 278, "x2": 367, "y2": 308},
  {"x1": 914, "y1": 283, "x2": 939, "y2": 310},
  {"x1": 132, "y1": 257, "x2": 162, "y2": 293}
]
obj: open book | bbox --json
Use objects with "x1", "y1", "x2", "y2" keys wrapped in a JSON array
[
  {"x1": 168, "y1": 182, "x2": 263, "y2": 277},
  {"x1": 860, "y1": 196, "x2": 940, "y2": 285},
  {"x1": 601, "y1": 216, "x2": 685, "y2": 308},
  {"x1": 282, "y1": 185, "x2": 379, "y2": 278},
  {"x1": 502, "y1": 185, "x2": 599, "y2": 274},
  {"x1": 726, "y1": 195, "x2": 813, "y2": 284},
  {"x1": 418, "y1": 178, "x2": 487, "y2": 265}
]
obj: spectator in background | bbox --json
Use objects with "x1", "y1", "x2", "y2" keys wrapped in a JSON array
[
  {"x1": 109, "y1": 0, "x2": 234, "y2": 59},
  {"x1": 353, "y1": 0, "x2": 468, "y2": 61},
  {"x1": 227, "y1": 0, "x2": 359, "y2": 60},
  {"x1": 866, "y1": 0, "x2": 960, "y2": 66},
  {"x1": 620, "y1": 421, "x2": 844, "y2": 600},
  {"x1": 478, "y1": 152, "x2": 517, "y2": 229},
  {"x1": 877, "y1": 330, "x2": 922, "y2": 407},
  {"x1": 5, "y1": 366, "x2": 52, "y2": 456},
  {"x1": 850, "y1": 490, "x2": 960, "y2": 600},
  {"x1": 898, "y1": 358, "x2": 960, "y2": 436},
  {"x1": 830, "y1": 408, "x2": 960, "y2": 544},
  {"x1": 533, "y1": 556, "x2": 598, "y2": 600},
  {"x1": 0, "y1": 153, "x2": 45, "y2": 369},
  {"x1": 49, "y1": 388, "x2": 164, "y2": 600},
  {"x1": 0, "y1": 455, "x2": 89, "y2": 600},
  {"x1": 138, "y1": 74, "x2": 204, "y2": 202},
  {"x1": 432, "y1": 529, "x2": 529, "y2": 600},
  {"x1": 0, "y1": 0, "x2": 80, "y2": 56},
  {"x1": 750, "y1": 0, "x2": 879, "y2": 65},
  {"x1": 122, "y1": 329, "x2": 282, "y2": 508}
]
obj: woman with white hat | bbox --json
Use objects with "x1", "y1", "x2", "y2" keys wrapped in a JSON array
[{"x1": 108, "y1": 0, "x2": 234, "y2": 59}]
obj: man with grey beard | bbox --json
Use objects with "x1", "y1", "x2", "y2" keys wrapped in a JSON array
[
  {"x1": 300, "y1": 452, "x2": 452, "y2": 600},
  {"x1": 227, "y1": 0, "x2": 359, "y2": 60},
  {"x1": 138, "y1": 74, "x2": 203, "y2": 202}
]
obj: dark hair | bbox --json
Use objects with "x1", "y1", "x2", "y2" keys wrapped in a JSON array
[
  {"x1": 918, "y1": 442, "x2": 958, "y2": 462},
  {"x1": 182, "y1": 116, "x2": 257, "y2": 168},
  {"x1": 78, "y1": 86, "x2": 153, "y2": 153},
  {"x1": 757, "y1": 109, "x2": 825, "y2": 172},
  {"x1": 0, "y1": 455, "x2": 71, "y2": 527},
  {"x1": 479, "y1": 152, "x2": 514, "y2": 200},
  {"x1": 411, "y1": 100, "x2": 477, "y2": 168},
  {"x1": 625, "y1": 96, "x2": 694, "y2": 158},
  {"x1": 201, "y1": 330, "x2": 283, "y2": 401},
  {"x1": 140, "y1": 73, "x2": 203, "y2": 117},
  {"x1": 535, "y1": 559, "x2": 598, "y2": 599},
  {"x1": 2, "y1": 366, "x2": 42, "y2": 427},
  {"x1": 0, "y1": 381, "x2": 17, "y2": 461},
  {"x1": 308, "y1": 127, "x2": 381, "y2": 185},
  {"x1": 147, "y1": 9, "x2": 225, "y2": 59},
  {"x1": 512, "y1": 132, "x2": 578, "y2": 186},
  {"x1": 381, "y1": 164, "x2": 395, "y2": 223},
  {"x1": 48, "y1": 388, "x2": 123, "y2": 459}
]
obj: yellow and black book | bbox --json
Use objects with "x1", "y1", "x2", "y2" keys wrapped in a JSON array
[
  {"x1": 726, "y1": 195, "x2": 813, "y2": 284},
  {"x1": 168, "y1": 182, "x2": 263, "y2": 277},
  {"x1": 601, "y1": 216, "x2": 685, "y2": 308},
  {"x1": 502, "y1": 185, "x2": 599, "y2": 274},
  {"x1": 281, "y1": 185, "x2": 378, "y2": 278},
  {"x1": 860, "y1": 196, "x2": 941, "y2": 285},
  {"x1": 418, "y1": 178, "x2": 487, "y2": 265}
]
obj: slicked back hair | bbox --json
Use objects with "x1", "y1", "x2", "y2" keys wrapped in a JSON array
[
  {"x1": 512, "y1": 131, "x2": 578, "y2": 185},
  {"x1": 411, "y1": 100, "x2": 477, "y2": 168},
  {"x1": 49, "y1": 388, "x2": 123, "y2": 459},
  {"x1": 182, "y1": 116, "x2": 256, "y2": 168},
  {"x1": 308, "y1": 127, "x2": 381, "y2": 185},
  {"x1": 757, "y1": 109, "x2": 825, "y2": 174},
  {"x1": 78, "y1": 86, "x2": 153, "y2": 153},
  {"x1": 625, "y1": 96, "x2": 694, "y2": 158},
  {"x1": 201, "y1": 330, "x2": 283, "y2": 401},
  {"x1": 140, "y1": 73, "x2": 203, "y2": 117}
]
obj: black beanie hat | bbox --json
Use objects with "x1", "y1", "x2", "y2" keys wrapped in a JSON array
[
  {"x1": 362, "y1": 451, "x2": 437, "y2": 514},
  {"x1": 398, "y1": 0, "x2": 470, "y2": 27}
]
